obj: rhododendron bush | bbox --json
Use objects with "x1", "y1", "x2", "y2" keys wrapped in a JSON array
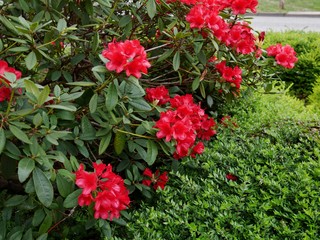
[{"x1": 0, "y1": 0, "x2": 297, "y2": 238}]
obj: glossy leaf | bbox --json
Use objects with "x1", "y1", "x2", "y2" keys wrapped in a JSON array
[
  {"x1": 33, "y1": 167, "x2": 53, "y2": 207},
  {"x1": 9, "y1": 125, "x2": 32, "y2": 144},
  {"x1": 18, "y1": 158, "x2": 35, "y2": 183}
]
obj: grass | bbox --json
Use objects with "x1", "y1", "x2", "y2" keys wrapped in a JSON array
[{"x1": 257, "y1": 0, "x2": 320, "y2": 12}]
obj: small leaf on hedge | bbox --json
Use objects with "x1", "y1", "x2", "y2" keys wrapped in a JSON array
[
  {"x1": 173, "y1": 51, "x2": 180, "y2": 71},
  {"x1": 146, "y1": 140, "x2": 158, "y2": 166}
]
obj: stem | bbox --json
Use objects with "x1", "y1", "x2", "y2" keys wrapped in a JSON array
[
  {"x1": 95, "y1": 76, "x2": 113, "y2": 93},
  {"x1": 146, "y1": 43, "x2": 172, "y2": 52},
  {"x1": 116, "y1": 128, "x2": 156, "y2": 140},
  {"x1": 103, "y1": 0, "x2": 121, "y2": 27},
  {"x1": 0, "y1": 42, "x2": 17, "y2": 56}
]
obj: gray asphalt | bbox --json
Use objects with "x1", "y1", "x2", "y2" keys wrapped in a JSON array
[{"x1": 248, "y1": 12, "x2": 320, "y2": 32}]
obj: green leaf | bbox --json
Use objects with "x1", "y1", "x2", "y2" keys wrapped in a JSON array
[
  {"x1": 192, "y1": 77, "x2": 200, "y2": 91},
  {"x1": 0, "y1": 128, "x2": 6, "y2": 154},
  {"x1": 92, "y1": 65, "x2": 107, "y2": 73},
  {"x1": 18, "y1": 158, "x2": 35, "y2": 183},
  {"x1": 36, "y1": 233, "x2": 48, "y2": 240},
  {"x1": 22, "y1": 228, "x2": 32, "y2": 240},
  {"x1": 66, "y1": 82, "x2": 96, "y2": 87},
  {"x1": 98, "y1": 132, "x2": 112, "y2": 155},
  {"x1": 156, "y1": 48, "x2": 174, "y2": 63},
  {"x1": 146, "y1": 0, "x2": 157, "y2": 19},
  {"x1": 114, "y1": 130, "x2": 126, "y2": 155},
  {"x1": 32, "y1": 209, "x2": 45, "y2": 227},
  {"x1": 173, "y1": 51, "x2": 180, "y2": 71},
  {"x1": 25, "y1": 51, "x2": 37, "y2": 70},
  {"x1": 4, "y1": 195, "x2": 28, "y2": 207},
  {"x1": 56, "y1": 172, "x2": 74, "y2": 198},
  {"x1": 129, "y1": 99, "x2": 152, "y2": 111},
  {"x1": 45, "y1": 103, "x2": 77, "y2": 112},
  {"x1": 57, "y1": 18, "x2": 67, "y2": 32},
  {"x1": 37, "y1": 85, "x2": 50, "y2": 106},
  {"x1": 38, "y1": 213, "x2": 52, "y2": 235},
  {"x1": 119, "y1": 15, "x2": 132, "y2": 27},
  {"x1": 63, "y1": 189, "x2": 82, "y2": 208},
  {"x1": 9, "y1": 125, "x2": 32, "y2": 144},
  {"x1": 33, "y1": 167, "x2": 53, "y2": 207},
  {"x1": 146, "y1": 140, "x2": 158, "y2": 166},
  {"x1": 9, "y1": 46, "x2": 29, "y2": 52},
  {"x1": 89, "y1": 93, "x2": 98, "y2": 113},
  {"x1": 24, "y1": 79, "x2": 40, "y2": 98},
  {"x1": 105, "y1": 82, "x2": 118, "y2": 111}
]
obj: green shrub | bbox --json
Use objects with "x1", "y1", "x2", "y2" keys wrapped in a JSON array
[
  {"x1": 113, "y1": 93, "x2": 320, "y2": 239},
  {"x1": 264, "y1": 31, "x2": 320, "y2": 99}
]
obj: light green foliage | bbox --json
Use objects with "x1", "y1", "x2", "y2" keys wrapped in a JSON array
[
  {"x1": 114, "y1": 92, "x2": 320, "y2": 239},
  {"x1": 264, "y1": 31, "x2": 320, "y2": 99}
]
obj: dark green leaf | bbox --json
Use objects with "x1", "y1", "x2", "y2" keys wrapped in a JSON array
[
  {"x1": 32, "y1": 209, "x2": 45, "y2": 227},
  {"x1": 99, "y1": 132, "x2": 112, "y2": 155},
  {"x1": 0, "y1": 128, "x2": 6, "y2": 154},
  {"x1": 146, "y1": 0, "x2": 157, "y2": 19},
  {"x1": 18, "y1": 158, "x2": 35, "y2": 183},
  {"x1": 63, "y1": 189, "x2": 82, "y2": 208},
  {"x1": 173, "y1": 51, "x2": 180, "y2": 71},
  {"x1": 33, "y1": 167, "x2": 53, "y2": 207},
  {"x1": 114, "y1": 130, "x2": 126, "y2": 155},
  {"x1": 89, "y1": 93, "x2": 98, "y2": 113},
  {"x1": 4, "y1": 195, "x2": 28, "y2": 207},
  {"x1": 56, "y1": 172, "x2": 74, "y2": 198},
  {"x1": 129, "y1": 99, "x2": 152, "y2": 111},
  {"x1": 25, "y1": 51, "x2": 37, "y2": 70},
  {"x1": 38, "y1": 213, "x2": 52, "y2": 235},
  {"x1": 105, "y1": 82, "x2": 118, "y2": 111},
  {"x1": 9, "y1": 125, "x2": 32, "y2": 144},
  {"x1": 146, "y1": 140, "x2": 158, "y2": 166}
]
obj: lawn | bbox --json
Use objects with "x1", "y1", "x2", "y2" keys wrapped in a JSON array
[{"x1": 257, "y1": 0, "x2": 320, "y2": 12}]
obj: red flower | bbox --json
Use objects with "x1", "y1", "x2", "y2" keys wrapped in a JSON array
[
  {"x1": 0, "y1": 87, "x2": 11, "y2": 102},
  {"x1": 102, "y1": 39, "x2": 151, "y2": 79},
  {"x1": 0, "y1": 60, "x2": 22, "y2": 81},
  {"x1": 226, "y1": 173, "x2": 238, "y2": 181},
  {"x1": 267, "y1": 44, "x2": 298, "y2": 69},
  {"x1": 145, "y1": 86, "x2": 170, "y2": 105},
  {"x1": 142, "y1": 168, "x2": 168, "y2": 190},
  {"x1": 216, "y1": 61, "x2": 242, "y2": 89},
  {"x1": 75, "y1": 163, "x2": 130, "y2": 221},
  {"x1": 0, "y1": 60, "x2": 22, "y2": 102}
]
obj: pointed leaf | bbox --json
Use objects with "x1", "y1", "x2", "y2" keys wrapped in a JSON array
[
  {"x1": 37, "y1": 85, "x2": 50, "y2": 106},
  {"x1": 0, "y1": 128, "x2": 6, "y2": 154},
  {"x1": 9, "y1": 125, "x2": 32, "y2": 144},
  {"x1": 33, "y1": 167, "x2": 53, "y2": 207},
  {"x1": 146, "y1": 0, "x2": 157, "y2": 19},
  {"x1": 173, "y1": 51, "x2": 180, "y2": 71},
  {"x1": 24, "y1": 79, "x2": 40, "y2": 98},
  {"x1": 25, "y1": 51, "x2": 37, "y2": 70},
  {"x1": 146, "y1": 140, "x2": 158, "y2": 166},
  {"x1": 114, "y1": 130, "x2": 126, "y2": 155},
  {"x1": 63, "y1": 189, "x2": 82, "y2": 208},
  {"x1": 18, "y1": 158, "x2": 35, "y2": 183},
  {"x1": 98, "y1": 132, "x2": 112, "y2": 155},
  {"x1": 105, "y1": 82, "x2": 118, "y2": 111},
  {"x1": 89, "y1": 93, "x2": 98, "y2": 113}
]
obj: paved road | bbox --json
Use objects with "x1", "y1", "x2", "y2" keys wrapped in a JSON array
[{"x1": 249, "y1": 13, "x2": 320, "y2": 32}]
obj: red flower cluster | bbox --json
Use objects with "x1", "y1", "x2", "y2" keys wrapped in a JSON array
[
  {"x1": 145, "y1": 86, "x2": 170, "y2": 106},
  {"x1": 142, "y1": 168, "x2": 168, "y2": 190},
  {"x1": 226, "y1": 173, "x2": 238, "y2": 181},
  {"x1": 0, "y1": 60, "x2": 22, "y2": 102},
  {"x1": 75, "y1": 163, "x2": 130, "y2": 220},
  {"x1": 102, "y1": 40, "x2": 151, "y2": 79},
  {"x1": 183, "y1": 0, "x2": 258, "y2": 54},
  {"x1": 154, "y1": 93, "x2": 216, "y2": 159},
  {"x1": 266, "y1": 44, "x2": 298, "y2": 69},
  {"x1": 215, "y1": 61, "x2": 242, "y2": 89}
]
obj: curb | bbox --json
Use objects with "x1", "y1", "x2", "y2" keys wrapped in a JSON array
[{"x1": 246, "y1": 12, "x2": 320, "y2": 18}]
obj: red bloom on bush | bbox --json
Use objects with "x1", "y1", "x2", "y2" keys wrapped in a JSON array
[
  {"x1": 142, "y1": 168, "x2": 168, "y2": 190},
  {"x1": 75, "y1": 163, "x2": 130, "y2": 221},
  {"x1": 102, "y1": 39, "x2": 151, "y2": 79},
  {"x1": 267, "y1": 44, "x2": 298, "y2": 69},
  {"x1": 154, "y1": 93, "x2": 216, "y2": 159},
  {"x1": 216, "y1": 61, "x2": 242, "y2": 89},
  {"x1": 145, "y1": 86, "x2": 170, "y2": 105},
  {"x1": 226, "y1": 173, "x2": 238, "y2": 181},
  {"x1": 0, "y1": 60, "x2": 22, "y2": 102}
]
